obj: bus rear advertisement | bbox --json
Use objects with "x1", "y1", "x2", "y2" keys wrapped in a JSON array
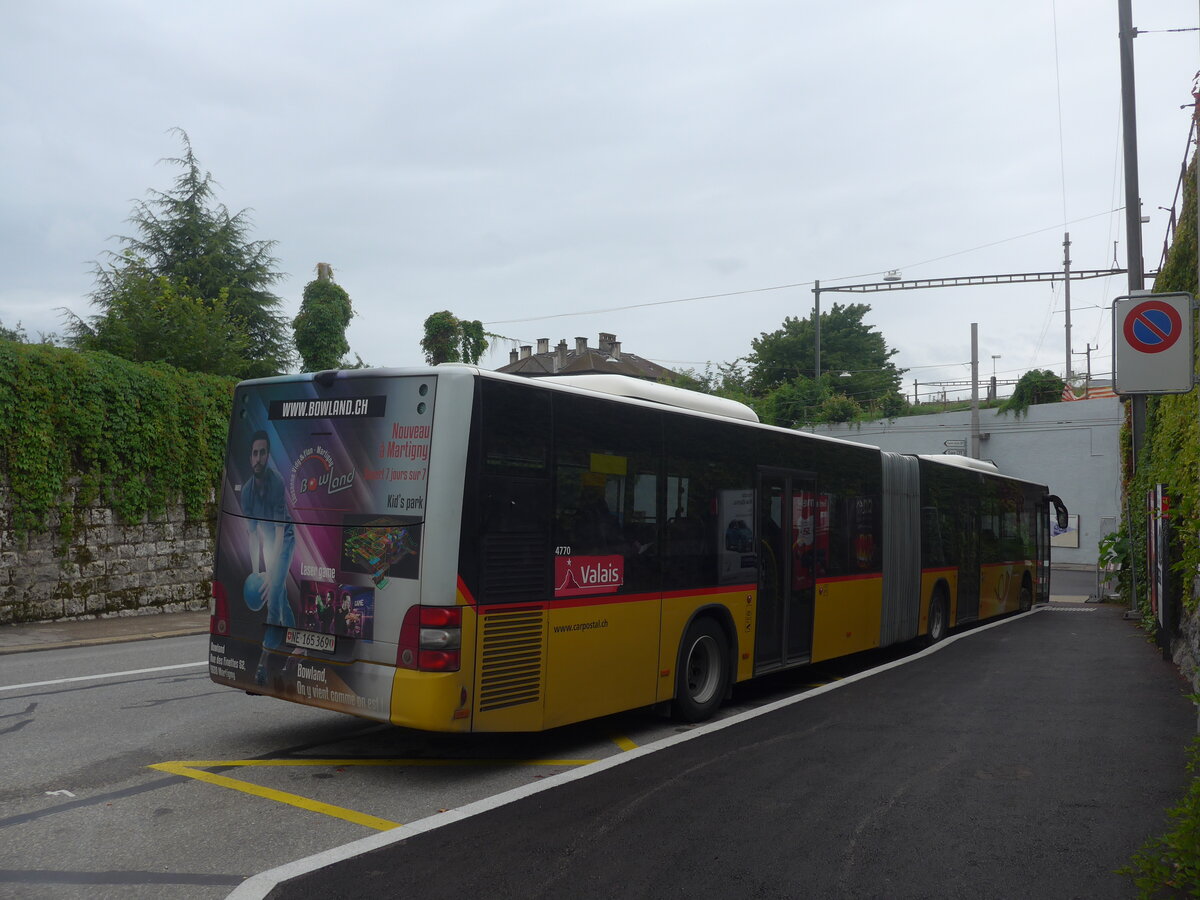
[
  {"x1": 211, "y1": 372, "x2": 435, "y2": 719},
  {"x1": 209, "y1": 366, "x2": 1067, "y2": 732}
]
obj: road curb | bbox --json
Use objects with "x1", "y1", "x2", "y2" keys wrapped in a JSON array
[{"x1": 0, "y1": 624, "x2": 211, "y2": 656}]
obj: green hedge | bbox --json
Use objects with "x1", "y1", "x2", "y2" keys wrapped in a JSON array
[
  {"x1": 0, "y1": 342, "x2": 236, "y2": 540},
  {"x1": 1116, "y1": 156, "x2": 1200, "y2": 900},
  {"x1": 1123, "y1": 157, "x2": 1200, "y2": 616}
]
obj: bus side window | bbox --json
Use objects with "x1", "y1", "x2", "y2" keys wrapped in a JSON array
[
  {"x1": 481, "y1": 380, "x2": 550, "y2": 476},
  {"x1": 569, "y1": 481, "x2": 625, "y2": 555},
  {"x1": 921, "y1": 506, "x2": 946, "y2": 567},
  {"x1": 478, "y1": 475, "x2": 552, "y2": 603},
  {"x1": 552, "y1": 392, "x2": 662, "y2": 594},
  {"x1": 477, "y1": 381, "x2": 553, "y2": 604},
  {"x1": 483, "y1": 476, "x2": 549, "y2": 534},
  {"x1": 665, "y1": 515, "x2": 706, "y2": 583},
  {"x1": 663, "y1": 416, "x2": 752, "y2": 590}
]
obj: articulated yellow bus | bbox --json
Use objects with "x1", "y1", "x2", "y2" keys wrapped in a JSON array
[{"x1": 209, "y1": 366, "x2": 1067, "y2": 731}]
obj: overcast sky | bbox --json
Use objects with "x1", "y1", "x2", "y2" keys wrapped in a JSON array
[{"x1": 2, "y1": 1, "x2": 1197, "y2": 400}]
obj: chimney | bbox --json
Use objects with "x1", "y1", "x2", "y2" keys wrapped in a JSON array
[
  {"x1": 575, "y1": 336, "x2": 588, "y2": 353},
  {"x1": 520, "y1": 345, "x2": 532, "y2": 359},
  {"x1": 537, "y1": 338, "x2": 549, "y2": 354},
  {"x1": 610, "y1": 340, "x2": 621, "y2": 360},
  {"x1": 509, "y1": 348, "x2": 518, "y2": 365},
  {"x1": 555, "y1": 340, "x2": 567, "y2": 371},
  {"x1": 598, "y1": 332, "x2": 616, "y2": 355}
]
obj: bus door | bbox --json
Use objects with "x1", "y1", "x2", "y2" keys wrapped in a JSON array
[
  {"x1": 755, "y1": 470, "x2": 816, "y2": 669},
  {"x1": 957, "y1": 498, "x2": 981, "y2": 621}
]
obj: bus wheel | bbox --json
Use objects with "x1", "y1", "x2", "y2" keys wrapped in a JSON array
[
  {"x1": 927, "y1": 592, "x2": 948, "y2": 645},
  {"x1": 675, "y1": 618, "x2": 727, "y2": 723},
  {"x1": 1019, "y1": 583, "x2": 1033, "y2": 611}
]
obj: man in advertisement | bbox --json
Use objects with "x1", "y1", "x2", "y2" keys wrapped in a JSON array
[{"x1": 242, "y1": 429, "x2": 297, "y2": 684}]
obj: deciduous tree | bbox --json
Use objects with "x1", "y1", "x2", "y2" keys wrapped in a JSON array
[
  {"x1": 68, "y1": 255, "x2": 248, "y2": 376},
  {"x1": 745, "y1": 303, "x2": 904, "y2": 408},
  {"x1": 999, "y1": 369, "x2": 1064, "y2": 416},
  {"x1": 420, "y1": 311, "x2": 488, "y2": 365},
  {"x1": 293, "y1": 263, "x2": 355, "y2": 371}
]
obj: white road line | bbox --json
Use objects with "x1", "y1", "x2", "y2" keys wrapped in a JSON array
[
  {"x1": 227, "y1": 607, "x2": 1046, "y2": 900},
  {"x1": 0, "y1": 661, "x2": 206, "y2": 693}
]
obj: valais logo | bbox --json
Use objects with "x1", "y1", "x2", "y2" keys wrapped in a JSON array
[{"x1": 554, "y1": 555, "x2": 624, "y2": 598}]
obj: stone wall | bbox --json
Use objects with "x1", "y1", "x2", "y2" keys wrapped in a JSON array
[
  {"x1": 0, "y1": 485, "x2": 214, "y2": 625},
  {"x1": 1173, "y1": 602, "x2": 1200, "y2": 716}
]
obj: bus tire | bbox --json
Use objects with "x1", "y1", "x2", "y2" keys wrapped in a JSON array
[
  {"x1": 1019, "y1": 582, "x2": 1033, "y2": 611},
  {"x1": 927, "y1": 591, "x2": 949, "y2": 645},
  {"x1": 674, "y1": 617, "x2": 727, "y2": 723}
]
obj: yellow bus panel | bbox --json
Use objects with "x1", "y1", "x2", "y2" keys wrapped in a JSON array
[
  {"x1": 811, "y1": 577, "x2": 883, "y2": 663},
  {"x1": 543, "y1": 598, "x2": 660, "y2": 730},
  {"x1": 390, "y1": 669, "x2": 475, "y2": 732},
  {"x1": 979, "y1": 562, "x2": 1030, "y2": 619}
]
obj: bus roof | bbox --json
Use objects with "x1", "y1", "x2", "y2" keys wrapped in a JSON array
[
  {"x1": 535, "y1": 373, "x2": 759, "y2": 422},
  {"x1": 913, "y1": 454, "x2": 1000, "y2": 473},
  {"x1": 913, "y1": 453, "x2": 1049, "y2": 490},
  {"x1": 236, "y1": 365, "x2": 885, "y2": 453}
]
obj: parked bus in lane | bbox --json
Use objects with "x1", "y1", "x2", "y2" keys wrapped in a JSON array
[{"x1": 209, "y1": 366, "x2": 1068, "y2": 732}]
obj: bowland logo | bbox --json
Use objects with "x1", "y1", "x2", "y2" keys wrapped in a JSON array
[
  {"x1": 554, "y1": 555, "x2": 624, "y2": 598},
  {"x1": 288, "y1": 445, "x2": 356, "y2": 505}
]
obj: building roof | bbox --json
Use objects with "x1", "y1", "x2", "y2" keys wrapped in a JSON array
[
  {"x1": 494, "y1": 332, "x2": 679, "y2": 381},
  {"x1": 1063, "y1": 380, "x2": 1117, "y2": 401}
]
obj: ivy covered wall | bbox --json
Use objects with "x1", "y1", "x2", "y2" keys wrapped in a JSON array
[
  {"x1": 1123, "y1": 154, "x2": 1200, "y2": 693},
  {"x1": 0, "y1": 344, "x2": 235, "y2": 624}
]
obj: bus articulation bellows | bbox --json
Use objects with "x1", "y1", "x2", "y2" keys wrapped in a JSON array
[{"x1": 209, "y1": 366, "x2": 1068, "y2": 732}]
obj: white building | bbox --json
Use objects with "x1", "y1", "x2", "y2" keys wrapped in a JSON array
[{"x1": 811, "y1": 397, "x2": 1122, "y2": 569}]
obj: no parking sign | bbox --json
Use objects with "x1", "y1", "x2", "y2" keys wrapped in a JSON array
[{"x1": 1113, "y1": 292, "x2": 1195, "y2": 394}]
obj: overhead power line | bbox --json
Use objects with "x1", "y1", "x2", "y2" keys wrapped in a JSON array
[{"x1": 483, "y1": 208, "x2": 1128, "y2": 327}]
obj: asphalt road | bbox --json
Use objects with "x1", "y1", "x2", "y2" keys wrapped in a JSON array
[{"x1": 264, "y1": 604, "x2": 1196, "y2": 900}]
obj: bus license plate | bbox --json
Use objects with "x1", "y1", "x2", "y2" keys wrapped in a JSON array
[{"x1": 285, "y1": 629, "x2": 334, "y2": 652}]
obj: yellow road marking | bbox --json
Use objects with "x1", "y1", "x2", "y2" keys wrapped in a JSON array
[
  {"x1": 610, "y1": 735, "x2": 639, "y2": 752},
  {"x1": 161, "y1": 757, "x2": 598, "y2": 768},
  {"x1": 150, "y1": 756, "x2": 600, "y2": 831},
  {"x1": 150, "y1": 762, "x2": 401, "y2": 831}
]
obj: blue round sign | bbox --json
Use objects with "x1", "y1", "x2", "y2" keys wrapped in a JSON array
[{"x1": 1123, "y1": 299, "x2": 1183, "y2": 354}]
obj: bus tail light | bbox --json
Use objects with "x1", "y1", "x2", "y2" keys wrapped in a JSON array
[
  {"x1": 210, "y1": 582, "x2": 229, "y2": 636},
  {"x1": 398, "y1": 605, "x2": 462, "y2": 672}
]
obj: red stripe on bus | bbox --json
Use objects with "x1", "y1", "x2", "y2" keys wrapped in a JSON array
[
  {"x1": 552, "y1": 592, "x2": 658, "y2": 610},
  {"x1": 475, "y1": 583, "x2": 759, "y2": 615},
  {"x1": 814, "y1": 572, "x2": 883, "y2": 584},
  {"x1": 457, "y1": 576, "x2": 476, "y2": 606},
  {"x1": 661, "y1": 584, "x2": 756, "y2": 601}
]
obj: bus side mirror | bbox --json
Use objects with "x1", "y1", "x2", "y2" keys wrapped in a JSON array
[{"x1": 1046, "y1": 494, "x2": 1068, "y2": 531}]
